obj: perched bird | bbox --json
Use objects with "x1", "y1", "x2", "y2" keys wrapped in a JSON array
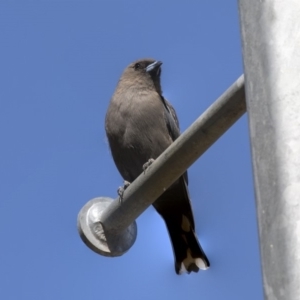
[{"x1": 105, "y1": 58, "x2": 210, "y2": 274}]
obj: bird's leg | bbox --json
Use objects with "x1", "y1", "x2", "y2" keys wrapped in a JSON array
[
  {"x1": 143, "y1": 158, "x2": 155, "y2": 173},
  {"x1": 117, "y1": 180, "x2": 131, "y2": 203}
]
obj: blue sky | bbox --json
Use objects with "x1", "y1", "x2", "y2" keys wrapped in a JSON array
[{"x1": 0, "y1": 1, "x2": 263, "y2": 299}]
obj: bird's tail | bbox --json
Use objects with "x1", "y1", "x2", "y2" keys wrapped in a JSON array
[{"x1": 164, "y1": 217, "x2": 210, "y2": 275}]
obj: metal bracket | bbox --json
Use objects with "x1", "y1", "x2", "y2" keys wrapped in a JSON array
[{"x1": 77, "y1": 197, "x2": 137, "y2": 257}]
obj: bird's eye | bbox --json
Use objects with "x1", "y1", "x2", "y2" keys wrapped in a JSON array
[{"x1": 134, "y1": 63, "x2": 141, "y2": 70}]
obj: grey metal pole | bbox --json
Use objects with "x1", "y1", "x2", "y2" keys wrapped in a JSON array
[
  {"x1": 238, "y1": 1, "x2": 300, "y2": 299},
  {"x1": 78, "y1": 75, "x2": 246, "y2": 257}
]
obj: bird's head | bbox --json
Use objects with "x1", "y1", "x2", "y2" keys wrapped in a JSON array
[{"x1": 121, "y1": 58, "x2": 163, "y2": 94}]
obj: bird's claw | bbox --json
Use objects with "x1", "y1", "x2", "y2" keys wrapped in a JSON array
[
  {"x1": 117, "y1": 181, "x2": 131, "y2": 203},
  {"x1": 143, "y1": 158, "x2": 155, "y2": 173}
]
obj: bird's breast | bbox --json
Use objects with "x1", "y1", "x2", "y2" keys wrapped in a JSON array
[
  {"x1": 107, "y1": 90, "x2": 172, "y2": 156},
  {"x1": 105, "y1": 87, "x2": 174, "y2": 181}
]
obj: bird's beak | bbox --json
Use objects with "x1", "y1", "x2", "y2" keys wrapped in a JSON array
[{"x1": 146, "y1": 61, "x2": 163, "y2": 73}]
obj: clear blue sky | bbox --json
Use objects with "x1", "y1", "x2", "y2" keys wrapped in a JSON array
[{"x1": 0, "y1": 1, "x2": 263, "y2": 299}]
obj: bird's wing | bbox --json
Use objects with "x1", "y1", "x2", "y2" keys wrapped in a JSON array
[
  {"x1": 160, "y1": 96, "x2": 180, "y2": 141},
  {"x1": 160, "y1": 96, "x2": 189, "y2": 185}
]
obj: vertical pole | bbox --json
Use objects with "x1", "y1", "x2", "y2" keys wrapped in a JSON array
[{"x1": 238, "y1": 0, "x2": 300, "y2": 299}]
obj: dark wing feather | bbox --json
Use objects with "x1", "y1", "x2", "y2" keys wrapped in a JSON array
[
  {"x1": 160, "y1": 96, "x2": 180, "y2": 141},
  {"x1": 160, "y1": 96, "x2": 188, "y2": 184}
]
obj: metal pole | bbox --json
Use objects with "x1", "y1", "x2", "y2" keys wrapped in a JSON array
[
  {"x1": 238, "y1": 1, "x2": 300, "y2": 299},
  {"x1": 78, "y1": 75, "x2": 246, "y2": 257}
]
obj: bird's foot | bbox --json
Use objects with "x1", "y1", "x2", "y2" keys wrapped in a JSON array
[
  {"x1": 143, "y1": 158, "x2": 155, "y2": 173},
  {"x1": 117, "y1": 181, "x2": 131, "y2": 203}
]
